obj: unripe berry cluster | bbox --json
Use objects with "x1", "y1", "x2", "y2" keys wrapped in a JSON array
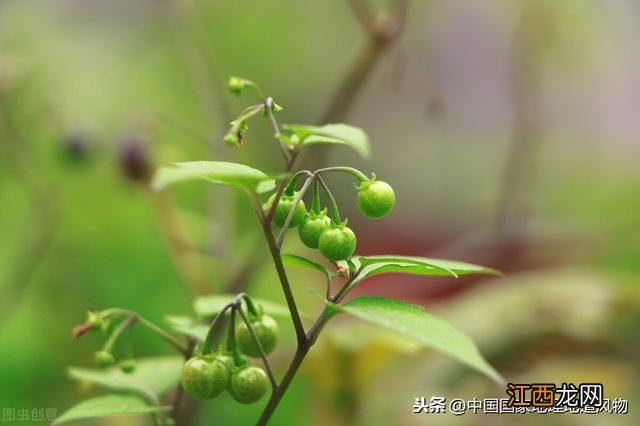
[
  {"x1": 267, "y1": 176, "x2": 395, "y2": 261},
  {"x1": 181, "y1": 310, "x2": 278, "y2": 404}
]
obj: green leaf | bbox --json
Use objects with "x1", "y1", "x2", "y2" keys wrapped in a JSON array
[
  {"x1": 357, "y1": 255, "x2": 498, "y2": 278},
  {"x1": 326, "y1": 296, "x2": 503, "y2": 384},
  {"x1": 68, "y1": 356, "x2": 183, "y2": 402},
  {"x1": 283, "y1": 123, "x2": 371, "y2": 158},
  {"x1": 54, "y1": 394, "x2": 171, "y2": 425},
  {"x1": 151, "y1": 161, "x2": 275, "y2": 192},
  {"x1": 194, "y1": 294, "x2": 305, "y2": 320},
  {"x1": 282, "y1": 253, "x2": 331, "y2": 280},
  {"x1": 165, "y1": 315, "x2": 209, "y2": 341}
]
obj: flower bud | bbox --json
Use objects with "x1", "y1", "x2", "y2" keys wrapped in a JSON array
[{"x1": 228, "y1": 76, "x2": 245, "y2": 96}]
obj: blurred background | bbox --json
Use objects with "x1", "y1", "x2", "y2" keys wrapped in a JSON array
[{"x1": 1, "y1": 0, "x2": 639, "y2": 425}]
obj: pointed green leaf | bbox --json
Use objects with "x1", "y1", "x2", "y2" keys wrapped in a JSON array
[
  {"x1": 282, "y1": 253, "x2": 331, "y2": 280},
  {"x1": 194, "y1": 293, "x2": 307, "y2": 320},
  {"x1": 151, "y1": 161, "x2": 275, "y2": 192},
  {"x1": 54, "y1": 394, "x2": 171, "y2": 425},
  {"x1": 68, "y1": 356, "x2": 183, "y2": 402},
  {"x1": 326, "y1": 296, "x2": 503, "y2": 384},
  {"x1": 357, "y1": 255, "x2": 499, "y2": 278},
  {"x1": 165, "y1": 315, "x2": 209, "y2": 341},
  {"x1": 283, "y1": 123, "x2": 371, "y2": 158},
  {"x1": 346, "y1": 255, "x2": 498, "y2": 291}
]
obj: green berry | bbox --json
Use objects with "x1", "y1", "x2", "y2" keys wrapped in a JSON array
[
  {"x1": 318, "y1": 224, "x2": 357, "y2": 261},
  {"x1": 180, "y1": 355, "x2": 230, "y2": 400},
  {"x1": 228, "y1": 76, "x2": 245, "y2": 96},
  {"x1": 216, "y1": 353, "x2": 235, "y2": 370},
  {"x1": 236, "y1": 314, "x2": 279, "y2": 358},
  {"x1": 224, "y1": 132, "x2": 239, "y2": 147},
  {"x1": 267, "y1": 193, "x2": 307, "y2": 228},
  {"x1": 298, "y1": 212, "x2": 331, "y2": 249},
  {"x1": 120, "y1": 359, "x2": 137, "y2": 374},
  {"x1": 357, "y1": 180, "x2": 395, "y2": 218},
  {"x1": 229, "y1": 365, "x2": 269, "y2": 404},
  {"x1": 94, "y1": 351, "x2": 116, "y2": 368}
]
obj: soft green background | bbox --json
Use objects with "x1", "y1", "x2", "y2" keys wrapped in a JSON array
[{"x1": 1, "y1": 0, "x2": 639, "y2": 425}]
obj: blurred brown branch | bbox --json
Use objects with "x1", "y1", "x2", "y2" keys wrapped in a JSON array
[
  {"x1": 496, "y1": 2, "x2": 553, "y2": 234},
  {"x1": 321, "y1": 0, "x2": 409, "y2": 124}
]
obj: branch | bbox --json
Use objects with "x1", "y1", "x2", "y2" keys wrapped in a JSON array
[
  {"x1": 276, "y1": 176, "x2": 314, "y2": 248},
  {"x1": 237, "y1": 307, "x2": 277, "y2": 389},
  {"x1": 249, "y1": 190, "x2": 307, "y2": 346},
  {"x1": 320, "y1": 0, "x2": 409, "y2": 125},
  {"x1": 265, "y1": 97, "x2": 291, "y2": 165},
  {"x1": 100, "y1": 309, "x2": 189, "y2": 356},
  {"x1": 256, "y1": 307, "x2": 334, "y2": 425}
]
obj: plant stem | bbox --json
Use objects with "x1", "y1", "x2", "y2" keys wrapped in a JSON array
[
  {"x1": 227, "y1": 305, "x2": 246, "y2": 366},
  {"x1": 255, "y1": 265, "x2": 365, "y2": 424},
  {"x1": 276, "y1": 176, "x2": 314, "y2": 248},
  {"x1": 239, "y1": 293, "x2": 260, "y2": 316},
  {"x1": 311, "y1": 180, "x2": 322, "y2": 215},
  {"x1": 283, "y1": 170, "x2": 312, "y2": 196},
  {"x1": 102, "y1": 315, "x2": 137, "y2": 352},
  {"x1": 265, "y1": 97, "x2": 291, "y2": 164},
  {"x1": 101, "y1": 309, "x2": 188, "y2": 356},
  {"x1": 315, "y1": 166, "x2": 369, "y2": 183},
  {"x1": 202, "y1": 302, "x2": 234, "y2": 354},
  {"x1": 237, "y1": 307, "x2": 277, "y2": 389},
  {"x1": 249, "y1": 191, "x2": 306, "y2": 346},
  {"x1": 332, "y1": 265, "x2": 364, "y2": 303},
  {"x1": 317, "y1": 175, "x2": 342, "y2": 225},
  {"x1": 255, "y1": 265, "x2": 367, "y2": 424},
  {"x1": 256, "y1": 308, "x2": 333, "y2": 426},
  {"x1": 137, "y1": 316, "x2": 189, "y2": 356}
]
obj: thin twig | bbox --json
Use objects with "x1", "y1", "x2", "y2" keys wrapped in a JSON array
[
  {"x1": 202, "y1": 302, "x2": 235, "y2": 354},
  {"x1": 249, "y1": 190, "x2": 306, "y2": 346},
  {"x1": 332, "y1": 265, "x2": 364, "y2": 303},
  {"x1": 102, "y1": 309, "x2": 189, "y2": 356},
  {"x1": 256, "y1": 307, "x2": 333, "y2": 426},
  {"x1": 320, "y1": 0, "x2": 409, "y2": 125},
  {"x1": 316, "y1": 175, "x2": 342, "y2": 224},
  {"x1": 276, "y1": 176, "x2": 314, "y2": 248},
  {"x1": 265, "y1": 97, "x2": 291, "y2": 164},
  {"x1": 300, "y1": 0, "x2": 409, "y2": 170},
  {"x1": 255, "y1": 264, "x2": 368, "y2": 424},
  {"x1": 237, "y1": 307, "x2": 277, "y2": 389}
]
